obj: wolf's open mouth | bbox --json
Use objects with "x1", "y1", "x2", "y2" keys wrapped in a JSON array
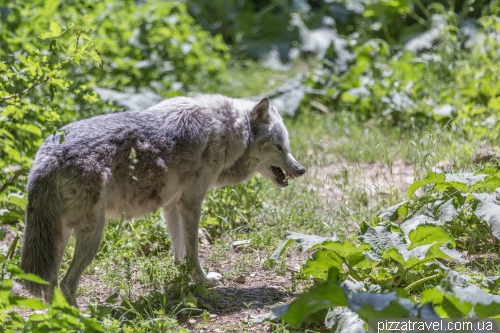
[{"x1": 271, "y1": 166, "x2": 294, "y2": 186}]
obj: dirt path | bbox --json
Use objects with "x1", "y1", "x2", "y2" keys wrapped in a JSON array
[
  {"x1": 0, "y1": 160, "x2": 414, "y2": 332},
  {"x1": 178, "y1": 244, "x2": 316, "y2": 332},
  {"x1": 309, "y1": 159, "x2": 415, "y2": 206}
]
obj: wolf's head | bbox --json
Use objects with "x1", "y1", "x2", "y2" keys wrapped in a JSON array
[{"x1": 250, "y1": 97, "x2": 306, "y2": 188}]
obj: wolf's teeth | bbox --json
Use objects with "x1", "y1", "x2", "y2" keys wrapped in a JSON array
[
  {"x1": 287, "y1": 172, "x2": 295, "y2": 180},
  {"x1": 283, "y1": 171, "x2": 294, "y2": 182}
]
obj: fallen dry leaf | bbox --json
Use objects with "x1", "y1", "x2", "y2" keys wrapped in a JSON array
[{"x1": 233, "y1": 275, "x2": 246, "y2": 284}]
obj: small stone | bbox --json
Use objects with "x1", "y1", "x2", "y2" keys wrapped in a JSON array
[
  {"x1": 188, "y1": 318, "x2": 196, "y2": 324},
  {"x1": 275, "y1": 277, "x2": 286, "y2": 283},
  {"x1": 198, "y1": 228, "x2": 212, "y2": 244},
  {"x1": 232, "y1": 240, "x2": 251, "y2": 249}
]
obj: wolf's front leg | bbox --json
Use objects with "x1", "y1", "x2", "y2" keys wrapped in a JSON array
[{"x1": 178, "y1": 192, "x2": 223, "y2": 286}]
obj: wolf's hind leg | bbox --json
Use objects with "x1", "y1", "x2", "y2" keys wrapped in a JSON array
[
  {"x1": 44, "y1": 224, "x2": 73, "y2": 303},
  {"x1": 163, "y1": 199, "x2": 186, "y2": 263},
  {"x1": 60, "y1": 202, "x2": 105, "y2": 307}
]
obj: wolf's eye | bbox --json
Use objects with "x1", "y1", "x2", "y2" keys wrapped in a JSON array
[{"x1": 276, "y1": 144, "x2": 283, "y2": 151}]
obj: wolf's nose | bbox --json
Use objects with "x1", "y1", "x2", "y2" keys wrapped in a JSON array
[{"x1": 296, "y1": 166, "x2": 306, "y2": 176}]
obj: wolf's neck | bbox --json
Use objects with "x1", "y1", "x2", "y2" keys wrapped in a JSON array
[
  {"x1": 214, "y1": 148, "x2": 259, "y2": 188},
  {"x1": 214, "y1": 117, "x2": 260, "y2": 188}
]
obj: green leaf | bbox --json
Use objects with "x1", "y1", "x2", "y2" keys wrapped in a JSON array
[
  {"x1": 437, "y1": 198, "x2": 459, "y2": 224},
  {"x1": 359, "y1": 224, "x2": 406, "y2": 261},
  {"x1": 469, "y1": 286, "x2": 500, "y2": 317},
  {"x1": 313, "y1": 241, "x2": 373, "y2": 268},
  {"x1": 202, "y1": 310, "x2": 210, "y2": 324},
  {"x1": 22, "y1": 273, "x2": 50, "y2": 285},
  {"x1": 182, "y1": 291, "x2": 197, "y2": 308},
  {"x1": 29, "y1": 312, "x2": 51, "y2": 321},
  {"x1": 473, "y1": 193, "x2": 500, "y2": 240},
  {"x1": 1, "y1": 279, "x2": 14, "y2": 301},
  {"x1": 420, "y1": 287, "x2": 445, "y2": 305},
  {"x1": 44, "y1": 0, "x2": 61, "y2": 12},
  {"x1": 9, "y1": 296, "x2": 47, "y2": 309},
  {"x1": 303, "y1": 249, "x2": 343, "y2": 280},
  {"x1": 40, "y1": 21, "x2": 63, "y2": 39},
  {"x1": 444, "y1": 172, "x2": 487, "y2": 192},
  {"x1": 288, "y1": 231, "x2": 339, "y2": 251},
  {"x1": 347, "y1": 290, "x2": 419, "y2": 320},
  {"x1": 268, "y1": 239, "x2": 294, "y2": 261},
  {"x1": 104, "y1": 292, "x2": 119, "y2": 304},
  {"x1": 383, "y1": 242, "x2": 466, "y2": 268},
  {"x1": 196, "y1": 284, "x2": 208, "y2": 297},
  {"x1": 378, "y1": 201, "x2": 408, "y2": 221},
  {"x1": 324, "y1": 307, "x2": 365, "y2": 332},
  {"x1": 472, "y1": 175, "x2": 500, "y2": 192},
  {"x1": 408, "y1": 225, "x2": 456, "y2": 250},
  {"x1": 8, "y1": 265, "x2": 50, "y2": 284},
  {"x1": 50, "y1": 288, "x2": 70, "y2": 307},
  {"x1": 17, "y1": 123, "x2": 42, "y2": 137},
  {"x1": 400, "y1": 214, "x2": 437, "y2": 235},
  {"x1": 272, "y1": 268, "x2": 348, "y2": 328},
  {"x1": 268, "y1": 231, "x2": 337, "y2": 261},
  {"x1": 7, "y1": 192, "x2": 27, "y2": 210},
  {"x1": 488, "y1": 96, "x2": 500, "y2": 112},
  {"x1": 435, "y1": 261, "x2": 471, "y2": 288},
  {"x1": 407, "y1": 172, "x2": 445, "y2": 199},
  {"x1": 482, "y1": 276, "x2": 500, "y2": 293},
  {"x1": 442, "y1": 291, "x2": 474, "y2": 317},
  {"x1": 0, "y1": 209, "x2": 23, "y2": 223}
]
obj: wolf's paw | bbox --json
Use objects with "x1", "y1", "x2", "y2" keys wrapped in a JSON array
[{"x1": 205, "y1": 272, "x2": 223, "y2": 286}]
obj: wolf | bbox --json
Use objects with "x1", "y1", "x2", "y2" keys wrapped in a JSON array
[{"x1": 20, "y1": 94, "x2": 306, "y2": 307}]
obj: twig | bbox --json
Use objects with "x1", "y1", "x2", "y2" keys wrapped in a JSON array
[
  {"x1": 1, "y1": 64, "x2": 64, "y2": 102},
  {"x1": 1, "y1": 220, "x2": 20, "y2": 225},
  {"x1": 6, "y1": 234, "x2": 19, "y2": 261},
  {"x1": 0, "y1": 169, "x2": 25, "y2": 195},
  {"x1": 0, "y1": 77, "x2": 50, "y2": 102}
]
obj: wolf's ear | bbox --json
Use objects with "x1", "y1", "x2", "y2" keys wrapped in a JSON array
[{"x1": 250, "y1": 97, "x2": 270, "y2": 123}]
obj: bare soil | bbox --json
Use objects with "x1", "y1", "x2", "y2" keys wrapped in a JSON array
[
  {"x1": 0, "y1": 160, "x2": 414, "y2": 332},
  {"x1": 309, "y1": 159, "x2": 415, "y2": 206}
]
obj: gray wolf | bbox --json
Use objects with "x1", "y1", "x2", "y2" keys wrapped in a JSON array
[{"x1": 20, "y1": 94, "x2": 306, "y2": 307}]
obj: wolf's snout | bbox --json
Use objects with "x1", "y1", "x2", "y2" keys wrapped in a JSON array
[{"x1": 296, "y1": 165, "x2": 306, "y2": 176}]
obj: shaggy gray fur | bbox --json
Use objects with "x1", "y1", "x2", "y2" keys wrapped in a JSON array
[{"x1": 20, "y1": 94, "x2": 305, "y2": 306}]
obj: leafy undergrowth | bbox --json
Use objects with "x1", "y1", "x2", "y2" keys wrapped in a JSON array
[
  {"x1": 2, "y1": 0, "x2": 500, "y2": 332},
  {"x1": 3, "y1": 106, "x2": 496, "y2": 332},
  {"x1": 1, "y1": 272, "x2": 106, "y2": 332},
  {"x1": 270, "y1": 165, "x2": 500, "y2": 331},
  {"x1": 303, "y1": 13, "x2": 500, "y2": 137}
]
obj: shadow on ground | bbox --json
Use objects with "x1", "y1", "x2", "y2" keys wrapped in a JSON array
[
  {"x1": 199, "y1": 285, "x2": 292, "y2": 315},
  {"x1": 95, "y1": 284, "x2": 291, "y2": 322}
]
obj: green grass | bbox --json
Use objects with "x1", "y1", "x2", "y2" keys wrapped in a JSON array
[
  {"x1": 3, "y1": 1, "x2": 499, "y2": 330},
  {"x1": 58, "y1": 91, "x2": 493, "y2": 331},
  {"x1": 195, "y1": 59, "x2": 310, "y2": 98},
  {"x1": 13, "y1": 62, "x2": 493, "y2": 332}
]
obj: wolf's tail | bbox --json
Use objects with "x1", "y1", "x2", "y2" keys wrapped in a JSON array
[{"x1": 20, "y1": 172, "x2": 63, "y2": 299}]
